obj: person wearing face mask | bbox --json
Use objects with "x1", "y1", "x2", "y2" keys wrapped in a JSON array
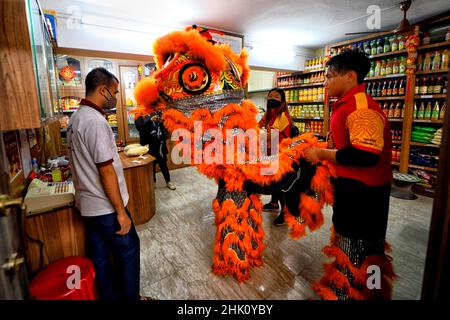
[
  {"x1": 67, "y1": 67, "x2": 141, "y2": 300},
  {"x1": 258, "y1": 88, "x2": 292, "y2": 226}
]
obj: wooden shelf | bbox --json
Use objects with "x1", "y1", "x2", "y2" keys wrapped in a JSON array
[
  {"x1": 415, "y1": 94, "x2": 447, "y2": 99},
  {"x1": 409, "y1": 164, "x2": 438, "y2": 172},
  {"x1": 368, "y1": 49, "x2": 407, "y2": 59},
  {"x1": 418, "y1": 40, "x2": 450, "y2": 51},
  {"x1": 415, "y1": 69, "x2": 449, "y2": 75},
  {"x1": 277, "y1": 69, "x2": 325, "y2": 78},
  {"x1": 365, "y1": 74, "x2": 406, "y2": 81},
  {"x1": 388, "y1": 118, "x2": 404, "y2": 122},
  {"x1": 293, "y1": 118, "x2": 324, "y2": 122},
  {"x1": 410, "y1": 141, "x2": 440, "y2": 148},
  {"x1": 391, "y1": 161, "x2": 400, "y2": 166},
  {"x1": 289, "y1": 101, "x2": 324, "y2": 104},
  {"x1": 413, "y1": 119, "x2": 444, "y2": 124},
  {"x1": 278, "y1": 83, "x2": 323, "y2": 89},
  {"x1": 248, "y1": 89, "x2": 272, "y2": 94},
  {"x1": 373, "y1": 96, "x2": 406, "y2": 101},
  {"x1": 392, "y1": 140, "x2": 402, "y2": 144}
]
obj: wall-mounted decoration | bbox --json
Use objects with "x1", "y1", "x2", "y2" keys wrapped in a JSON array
[{"x1": 59, "y1": 65, "x2": 76, "y2": 82}]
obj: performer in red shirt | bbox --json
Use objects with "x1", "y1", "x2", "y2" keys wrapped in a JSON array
[{"x1": 304, "y1": 50, "x2": 395, "y2": 300}]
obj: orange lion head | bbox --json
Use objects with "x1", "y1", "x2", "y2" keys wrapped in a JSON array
[{"x1": 134, "y1": 26, "x2": 250, "y2": 120}]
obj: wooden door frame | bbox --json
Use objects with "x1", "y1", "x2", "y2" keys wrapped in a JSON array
[{"x1": 421, "y1": 70, "x2": 450, "y2": 300}]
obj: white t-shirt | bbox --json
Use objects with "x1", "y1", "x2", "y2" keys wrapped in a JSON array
[{"x1": 68, "y1": 104, "x2": 129, "y2": 216}]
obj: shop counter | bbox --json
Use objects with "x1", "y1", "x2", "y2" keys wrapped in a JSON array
[{"x1": 24, "y1": 152, "x2": 156, "y2": 274}]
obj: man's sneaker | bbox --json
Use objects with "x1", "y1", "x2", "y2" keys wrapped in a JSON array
[
  {"x1": 273, "y1": 212, "x2": 285, "y2": 226},
  {"x1": 262, "y1": 202, "x2": 279, "y2": 211},
  {"x1": 166, "y1": 182, "x2": 176, "y2": 190}
]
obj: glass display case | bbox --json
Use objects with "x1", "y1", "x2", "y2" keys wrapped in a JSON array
[
  {"x1": 26, "y1": 0, "x2": 59, "y2": 118},
  {"x1": 119, "y1": 66, "x2": 140, "y2": 143}
]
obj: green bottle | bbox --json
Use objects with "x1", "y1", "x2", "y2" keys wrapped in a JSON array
[
  {"x1": 384, "y1": 37, "x2": 390, "y2": 53},
  {"x1": 431, "y1": 101, "x2": 440, "y2": 121}
]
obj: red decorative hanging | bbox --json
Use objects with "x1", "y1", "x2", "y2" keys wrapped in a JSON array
[{"x1": 59, "y1": 65, "x2": 76, "y2": 81}]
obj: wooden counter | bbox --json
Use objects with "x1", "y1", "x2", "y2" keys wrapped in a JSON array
[
  {"x1": 24, "y1": 152, "x2": 156, "y2": 274},
  {"x1": 119, "y1": 152, "x2": 156, "y2": 225}
]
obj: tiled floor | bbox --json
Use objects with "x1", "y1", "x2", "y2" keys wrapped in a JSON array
[{"x1": 137, "y1": 166, "x2": 433, "y2": 300}]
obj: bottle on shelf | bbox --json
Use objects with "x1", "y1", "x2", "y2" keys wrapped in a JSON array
[
  {"x1": 446, "y1": 27, "x2": 450, "y2": 41},
  {"x1": 416, "y1": 54, "x2": 424, "y2": 72},
  {"x1": 394, "y1": 102, "x2": 402, "y2": 118},
  {"x1": 371, "y1": 82, "x2": 378, "y2": 97},
  {"x1": 377, "y1": 38, "x2": 384, "y2": 55},
  {"x1": 384, "y1": 37, "x2": 391, "y2": 53},
  {"x1": 398, "y1": 35, "x2": 405, "y2": 50},
  {"x1": 398, "y1": 79, "x2": 405, "y2": 96},
  {"x1": 424, "y1": 102, "x2": 432, "y2": 120},
  {"x1": 386, "y1": 59, "x2": 393, "y2": 75},
  {"x1": 443, "y1": 77, "x2": 448, "y2": 94},
  {"x1": 414, "y1": 78, "x2": 420, "y2": 95},
  {"x1": 366, "y1": 82, "x2": 371, "y2": 95},
  {"x1": 423, "y1": 32, "x2": 431, "y2": 45},
  {"x1": 392, "y1": 80, "x2": 398, "y2": 96},
  {"x1": 371, "y1": 40, "x2": 377, "y2": 55},
  {"x1": 391, "y1": 36, "x2": 398, "y2": 52},
  {"x1": 433, "y1": 76, "x2": 443, "y2": 94},
  {"x1": 399, "y1": 57, "x2": 407, "y2": 74},
  {"x1": 419, "y1": 77, "x2": 428, "y2": 95},
  {"x1": 417, "y1": 102, "x2": 425, "y2": 119},
  {"x1": 377, "y1": 81, "x2": 382, "y2": 97},
  {"x1": 413, "y1": 102, "x2": 418, "y2": 119},
  {"x1": 369, "y1": 62, "x2": 375, "y2": 78},
  {"x1": 432, "y1": 51, "x2": 441, "y2": 71},
  {"x1": 442, "y1": 49, "x2": 449, "y2": 70},
  {"x1": 427, "y1": 77, "x2": 435, "y2": 94},
  {"x1": 431, "y1": 101, "x2": 440, "y2": 121},
  {"x1": 401, "y1": 102, "x2": 405, "y2": 118},
  {"x1": 381, "y1": 81, "x2": 387, "y2": 96},
  {"x1": 374, "y1": 60, "x2": 381, "y2": 77},
  {"x1": 440, "y1": 102, "x2": 446, "y2": 120},
  {"x1": 380, "y1": 60, "x2": 387, "y2": 76},
  {"x1": 392, "y1": 58, "x2": 399, "y2": 74},
  {"x1": 387, "y1": 81, "x2": 393, "y2": 96},
  {"x1": 388, "y1": 102, "x2": 395, "y2": 118},
  {"x1": 423, "y1": 52, "x2": 432, "y2": 71}
]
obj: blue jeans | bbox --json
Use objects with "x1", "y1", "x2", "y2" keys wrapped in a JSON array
[{"x1": 84, "y1": 209, "x2": 140, "y2": 300}]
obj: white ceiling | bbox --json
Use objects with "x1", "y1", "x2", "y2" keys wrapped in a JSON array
[{"x1": 41, "y1": 0, "x2": 450, "y2": 49}]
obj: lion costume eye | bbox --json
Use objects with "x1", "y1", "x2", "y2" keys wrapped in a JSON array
[{"x1": 179, "y1": 63, "x2": 211, "y2": 94}]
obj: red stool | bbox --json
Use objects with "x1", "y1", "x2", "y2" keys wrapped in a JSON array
[{"x1": 29, "y1": 256, "x2": 96, "y2": 300}]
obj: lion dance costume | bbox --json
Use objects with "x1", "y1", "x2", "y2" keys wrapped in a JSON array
[{"x1": 133, "y1": 26, "x2": 395, "y2": 299}]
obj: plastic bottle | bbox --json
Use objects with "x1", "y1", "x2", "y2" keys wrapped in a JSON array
[
  {"x1": 423, "y1": 53, "x2": 432, "y2": 71},
  {"x1": 441, "y1": 49, "x2": 449, "y2": 70},
  {"x1": 418, "y1": 102, "x2": 425, "y2": 119},
  {"x1": 399, "y1": 79, "x2": 405, "y2": 96},
  {"x1": 32, "y1": 158, "x2": 39, "y2": 174},
  {"x1": 439, "y1": 102, "x2": 446, "y2": 120},
  {"x1": 424, "y1": 102, "x2": 432, "y2": 120},
  {"x1": 432, "y1": 51, "x2": 441, "y2": 70},
  {"x1": 431, "y1": 101, "x2": 440, "y2": 121}
]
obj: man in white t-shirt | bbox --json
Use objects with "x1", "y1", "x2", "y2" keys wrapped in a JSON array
[{"x1": 68, "y1": 67, "x2": 140, "y2": 300}]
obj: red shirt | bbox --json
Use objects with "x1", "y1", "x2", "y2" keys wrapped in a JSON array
[{"x1": 328, "y1": 84, "x2": 392, "y2": 186}]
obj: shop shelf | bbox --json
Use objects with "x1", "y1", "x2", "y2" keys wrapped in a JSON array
[
  {"x1": 288, "y1": 101, "x2": 324, "y2": 104},
  {"x1": 412, "y1": 185, "x2": 435, "y2": 198},
  {"x1": 418, "y1": 40, "x2": 450, "y2": 51},
  {"x1": 368, "y1": 49, "x2": 407, "y2": 59},
  {"x1": 391, "y1": 161, "x2": 400, "y2": 166},
  {"x1": 365, "y1": 74, "x2": 406, "y2": 81},
  {"x1": 292, "y1": 118, "x2": 324, "y2": 122},
  {"x1": 409, "y1": 164, "x2": 438, "y2": 172},
  {"x1": 388, "y1": 118, "x2": 404, "y2": 122},
  {"x1": 278, "y1": 83, "x2": 323, "y2": 89},
  {"x1": 248, "y1": 89, "x2": 271, "y2": 94},
  {"x1": 415, "y1": 69, "x2": 449, "y2": 75},
  {"x1": 412, "y1": 119, "x2": 444, "y2": 124},
  {"x1": 410, "y1": 141, "x2": 440, "y2": 148},
  {"x1": 373, "y1": 96, "x2": 406, "y2": 101},
  {"x1": 414, "y1": 94, "x2": 447, "y2": 99},
  {"x1": 392, "y1": 140, "x2": 402, "y2": 144}
]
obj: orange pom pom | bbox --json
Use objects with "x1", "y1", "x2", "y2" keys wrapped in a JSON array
[{"x1": 134, "y1": 77, "x2": 159, "y2": 108}]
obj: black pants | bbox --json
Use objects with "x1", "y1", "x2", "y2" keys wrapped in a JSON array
[
  {"x1": 152, "y1": 155, "x2": 171, "y2": 183},
  {"x1": 332, "y1": 177, "x2": 391, "y2": 241}
]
